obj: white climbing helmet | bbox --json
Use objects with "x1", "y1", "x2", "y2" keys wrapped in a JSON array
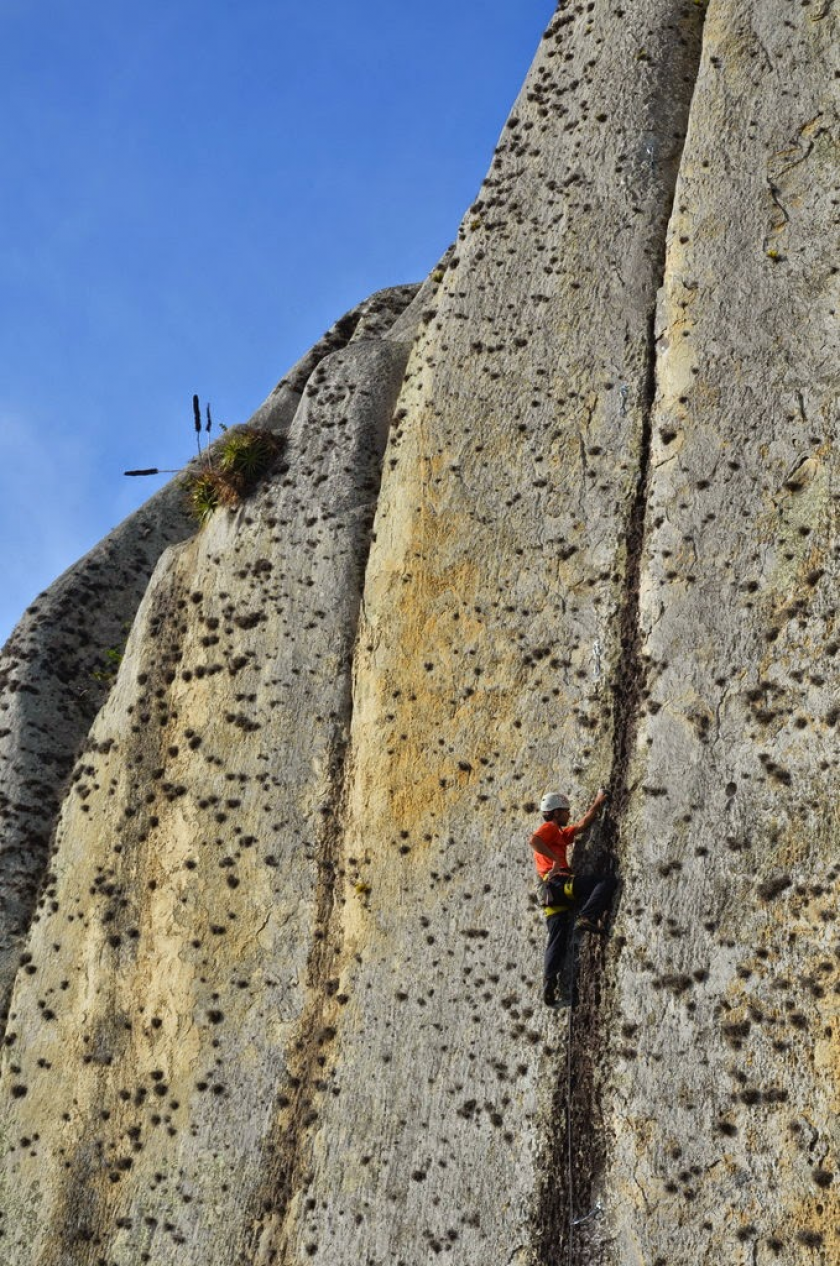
[{"x1": 540, "y1": 792, "x2": 570, "y2": 814}]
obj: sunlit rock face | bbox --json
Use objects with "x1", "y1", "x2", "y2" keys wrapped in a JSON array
[
  {"x1": 0, "y1": 285, "x2": 417, "y2": 1033},
  {"x1": 0, "y1": 4, "x2": 836, "y2": 1265}
]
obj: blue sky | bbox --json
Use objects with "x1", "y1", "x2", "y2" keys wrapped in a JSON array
[{"x1": 0, "y1": 1, "x2": 555, "y2": 646}]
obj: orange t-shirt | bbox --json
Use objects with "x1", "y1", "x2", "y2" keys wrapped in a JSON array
[{"x1": 530, "y1": 821, "x2": 576, "y2": 879}]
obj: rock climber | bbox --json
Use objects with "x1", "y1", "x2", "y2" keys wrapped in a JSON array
[{"x1": 530, "y1": 789, "x2": 616, "y2": 1007}]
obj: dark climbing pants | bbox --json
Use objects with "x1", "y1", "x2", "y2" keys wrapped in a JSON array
[
  {"x1": 544, "y1": 911, "x2": 574, "y2": 989},
  {"x1": 542, "y1": 873, "x2": 617, "y2": 987},
  {"x1": 570, "y1": 872, "x2": 616, "y2": 924}
]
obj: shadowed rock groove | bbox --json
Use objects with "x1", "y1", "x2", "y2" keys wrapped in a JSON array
[{"x1": 535, "y1": 13, "x2": 708, "y2": 1266}]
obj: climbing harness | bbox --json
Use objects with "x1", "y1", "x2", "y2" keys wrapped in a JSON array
[{"x1": 541, "y1": 872, "x2": 575, "y2": 916}]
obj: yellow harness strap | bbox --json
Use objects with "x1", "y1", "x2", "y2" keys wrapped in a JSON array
[{"x1": 542, "y1": 875, "x2": 574, "y2": 917}]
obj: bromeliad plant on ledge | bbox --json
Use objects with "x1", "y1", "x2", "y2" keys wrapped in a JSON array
[
  {"x1": 185, "y1": 424, "x2": 284, "y2": 523},
  {"x1": 125, "y1": 396, "x2": 285, "y2": 525}
]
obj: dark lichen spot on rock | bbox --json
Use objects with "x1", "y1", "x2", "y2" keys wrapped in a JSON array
[{"x1": 757, "y1": 875, "x2": 792, "y2": 901}]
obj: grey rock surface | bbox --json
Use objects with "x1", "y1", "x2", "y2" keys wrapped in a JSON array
[
  {"x1": 270, "y1": 2, "x2": 710, "y2": 1261},
  {"x1": 0, "y1": 323, "x2": 415, "y2": 1264},
  {"x1": 0, "y1": 484, "x2": 198, "y2": 1033},
  {"x1": 0, "y1": 3, "x2": 837, "y2": 1265},
  {"x1": 0, "y1": 285, "x2": 419, "y2": 1032},
  {"x1": 605, "y1": 4, "x2": 839, "y2": 1260}
]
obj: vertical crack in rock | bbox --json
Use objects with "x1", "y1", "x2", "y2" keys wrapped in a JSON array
[
  {"x1": 601, "y1": 6, "x2": 839, "y2": 1256},
  {"x1": 555, "y1": 315, "x2": 659, "y2": 1266},
  {"x1": 236, "y1": 662, "x2": 359, "y2": 1266},
  {"x1": 602, "y1": 301, "x2": 658, "y2": 845},
  {"x1": 536, "y1": 12, "x2": 709, "y2": 1264},
  {"x1": 235, "y1": 337, "x2": 416, "y2": 1266},
  {"x1": 239, "y1": 735, "x2": 350, "y2": 1266}
]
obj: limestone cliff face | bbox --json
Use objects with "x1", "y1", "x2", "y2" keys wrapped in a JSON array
[
  {"x1": 0, "y1": 285, "x2": 417, "y2": 1031},
  {"x1": 0, "y1": 4, "x2": 837, "y2": 1265},
  {"x1": 606, "y1": 4, "x2": 838, "y2": 1259}
]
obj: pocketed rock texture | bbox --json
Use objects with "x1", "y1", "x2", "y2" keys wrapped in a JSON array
[
  {"x1": 606, "y1": 6, "x2": 839, "y2": 1262},
  {"x1": 0, "y1": 3, "x2": 838, "y2": 1265},
  {"x1": 0, "y1": 284, "x2": 418, "y2": 1033},
  {"x1": 0, "y1": 290, "x2": 420, "y2": 1265}
]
